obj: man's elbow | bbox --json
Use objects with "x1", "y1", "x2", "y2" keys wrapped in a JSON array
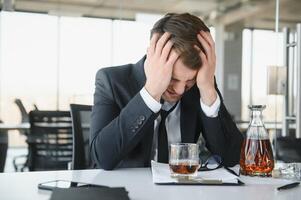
[
  {"x1": 99, "y1": 162, "x2": 116, "y2": 170},
  {"x1": 90, "y1": 140, "x2": 118, "y2": 170}
]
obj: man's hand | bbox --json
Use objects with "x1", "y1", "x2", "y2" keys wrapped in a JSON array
[
  {"x1": 144, "y1": 32, "x2": 179, "y2": 102},
  {"x1": 196, "y1": 31, "x2": 217, "y2": 106}
]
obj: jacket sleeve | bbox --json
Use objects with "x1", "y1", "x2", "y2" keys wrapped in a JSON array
[
  {"x1": 89, "y1": 69, "x2": 157, "y2": 170},
  {"x1": 199, "y1": 82, "x2": 243, "y2": 167}
]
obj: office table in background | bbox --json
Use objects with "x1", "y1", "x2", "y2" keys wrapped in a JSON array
[
  {"x1": 0, "y1": 123, "x2": 30, "y2": 132},
  {"x1": 0, "y1": 122, "x2": 90, "y2": 132},
  {"x1": 0, "y1": 168, "x2": 300, "y2": 200}
]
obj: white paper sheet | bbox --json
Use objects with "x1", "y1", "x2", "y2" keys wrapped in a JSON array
[{"x1": 151, "y1": 160, "x2": 238, "y2": 184}]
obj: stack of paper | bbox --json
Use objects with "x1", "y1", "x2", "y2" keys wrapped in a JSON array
[{"x1": 151, "y1": 160, "x2": 240, "y2": 185}]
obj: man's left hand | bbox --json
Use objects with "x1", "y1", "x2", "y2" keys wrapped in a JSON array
[{"x1": 196, "y1": 30, "x2": 217, "y2": 106}]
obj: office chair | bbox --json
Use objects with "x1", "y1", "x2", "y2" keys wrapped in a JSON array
[
  {"x1": 12, "y1": 99, "x2": 30, "y2": 171},
  {"x1": 0, "y1": 120, "x2": 8, "y2": 172},
  {"x1": 26, "y1": 110, "x2": 73, "y2": 171},
  {"x1": 70, "y1": 104, "x2": 92, "y2": 170},
  {"x1": 276, "y1": 136, "x2": 301, "y2": 162},
  {"x1": 14, "y1": 99, "x2": 29, "y2": 123},
  {"x1": 33, "y1": 104, "x2": 39, "y2": 111}
]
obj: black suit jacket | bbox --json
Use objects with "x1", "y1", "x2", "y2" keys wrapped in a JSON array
[{"x1": 90, "y1": 56, "x2": 243, "y2": 170}]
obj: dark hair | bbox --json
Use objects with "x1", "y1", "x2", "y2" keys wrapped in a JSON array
[{"x1": 151, "y1": 13, "x2": 210, "y2": 69}]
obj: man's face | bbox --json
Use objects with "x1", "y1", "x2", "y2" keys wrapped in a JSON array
[{"x1": 162, "y1": 58, "x2": 198, "y2": 103}]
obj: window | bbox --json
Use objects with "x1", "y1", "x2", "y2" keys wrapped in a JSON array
[
  {"x1": 112, "y1": 20, "x2": 150, "y2": 66},
  {"x1": 0, "y1": 12, "x2": 58, "y2": 124},
  {"x1": 58, "y1": 16, "x2": 112, "y2": 109},
  {"x1": 242, "y1": 29, "x2": 284, "y2": 122},
  {"x1": 0, "y1": 11, "x2": 156, "y2": 147}
]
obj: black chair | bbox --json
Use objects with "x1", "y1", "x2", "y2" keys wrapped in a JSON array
[
  {"x1": 276, "y1": 136, "x2": 301, "y2": 162},
  {"x1": 14, "y1": 98, "x2": 29, "y2": 123},
  {"x1": 13, "y1": 99, "x2": 30, "y2": 171},
  {"x1": 70, "y1": 104, "x2": 92, "y2": 170},
  {"x1": 0, "y1": 120, "x2": 8, "y2": 172},
  {"x1": 26, "y1": 110, "x2": 73, "y2": 171}
]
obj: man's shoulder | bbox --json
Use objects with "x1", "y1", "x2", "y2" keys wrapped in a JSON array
[{"x1": 96, "y1": 63, "x2": 134, "y2": 81}]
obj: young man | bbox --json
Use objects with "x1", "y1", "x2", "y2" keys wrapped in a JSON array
[{"x1": 90, "y1": 13, "x2": 243, "y2": 170}]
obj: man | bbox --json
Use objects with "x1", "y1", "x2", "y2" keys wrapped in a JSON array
[{"x1": 90, "y1": 13, "x2": 243, "y2": 170}]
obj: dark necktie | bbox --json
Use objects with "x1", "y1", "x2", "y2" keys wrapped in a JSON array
[{"x1": 157, "y1": 102, "x2": 178, "y2": 163}]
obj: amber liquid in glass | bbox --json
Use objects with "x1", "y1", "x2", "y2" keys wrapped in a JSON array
[
  {"x1": 169, "y1": 163, "x2": 199, "y2": 174},
  {"x1": 240, "y1": 138, "x2": 274, "y2": 177}
]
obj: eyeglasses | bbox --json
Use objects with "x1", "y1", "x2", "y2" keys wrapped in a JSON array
[{"x1": 198, "y1": 155, "x2": 222, "y2": 171}]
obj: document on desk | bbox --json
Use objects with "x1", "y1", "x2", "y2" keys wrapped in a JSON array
[{"x1": 151, "y1": 161, "x2": 243, "y2": 185}]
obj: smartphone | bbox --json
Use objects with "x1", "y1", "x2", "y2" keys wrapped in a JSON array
[{"x1": 38, "y1": 180, "x2": 102, "y2": 191}]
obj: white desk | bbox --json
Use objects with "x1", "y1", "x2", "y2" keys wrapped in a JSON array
[
  {"x1": 0, "y1": 168, "x2": 300, "y2": 200},
  {"x1": 0, "y1": 122, "x2": 89, "y2": 132},
  {"x1": 0, "y1": 123, "x2": 30, "y2": 131}
]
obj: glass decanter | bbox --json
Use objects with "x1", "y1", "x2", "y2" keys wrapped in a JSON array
[{"x1": 240, "y1": 105, "x2": 274, "y2": 177}]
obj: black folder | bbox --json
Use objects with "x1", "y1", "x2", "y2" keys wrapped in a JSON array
[{"x1": 50, "y1": 187, "x2": 130, "y2": 200}]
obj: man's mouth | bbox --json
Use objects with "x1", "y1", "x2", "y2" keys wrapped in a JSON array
[{"x1": 167, "y1": 89, "x2": 179, "y2": 97}]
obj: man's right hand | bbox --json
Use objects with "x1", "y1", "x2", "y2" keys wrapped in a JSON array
[{"x1": 144, "y1": 32, "x2": 179, "y2": 102}]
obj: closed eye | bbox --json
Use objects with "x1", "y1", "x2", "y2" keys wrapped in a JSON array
[{"x1": 171, "y1": 78, "x2": 195, "y2": 83}]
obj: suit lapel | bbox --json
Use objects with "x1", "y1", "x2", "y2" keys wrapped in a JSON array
[{"x1": 180, "y1": 85, "x2": 200, "y2": 143}]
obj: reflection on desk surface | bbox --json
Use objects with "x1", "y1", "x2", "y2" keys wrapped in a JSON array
[{"x1": 0, "y1": 168, "x2": 300, "y2": 200}]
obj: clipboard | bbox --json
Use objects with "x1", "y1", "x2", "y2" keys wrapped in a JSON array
[
  {"x1": 154, "y1": 178, "x2": 245, "y2": 186},
  {"x1": 151, "y1": 160, "x2": 244, "y2": 186}
]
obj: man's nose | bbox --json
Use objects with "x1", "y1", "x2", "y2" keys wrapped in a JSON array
[{"x1": 173, "y1": 82, "x2": 186, "y2": 95}]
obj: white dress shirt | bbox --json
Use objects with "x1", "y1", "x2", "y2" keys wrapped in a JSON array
[{"x1": 140, "y1": 87, "x2": 221, "y2": 161}]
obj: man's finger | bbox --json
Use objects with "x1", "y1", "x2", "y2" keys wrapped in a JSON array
[
  {"x1": 161, "y1": 40, "x2": 174, "y2": 61},
  {"x1": 166, "y1": 50, "x2": 180, "y2": 66},
  {"x1": 201, "y1": 31, "x2": 215, "y2": 48},
  {"x1": 155, "y1": 32, "x2": 171, "y2": 56},
  {"x1": 197, "y1": 33, "x2": 211, "y2": 59},
  {"x1": 200, "y1": 31, "x2": 216, "y2": 58},
  {"x1": 199, "y1": 50, "x2": 208, "y2": 66},
  {"x1": 194, "y1": 44, "x2": 201, "y2": 52},
  {"x1": 149, "y1": 33, "x2": 160, "y2": 55}
]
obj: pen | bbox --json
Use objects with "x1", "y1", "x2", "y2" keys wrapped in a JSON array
[
  {"x1": 277, "y1": 182, "x2": 300, "y2": 191},
  {"x1": 224, "y1": 167, "x2": 240, "y2": 177}
]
